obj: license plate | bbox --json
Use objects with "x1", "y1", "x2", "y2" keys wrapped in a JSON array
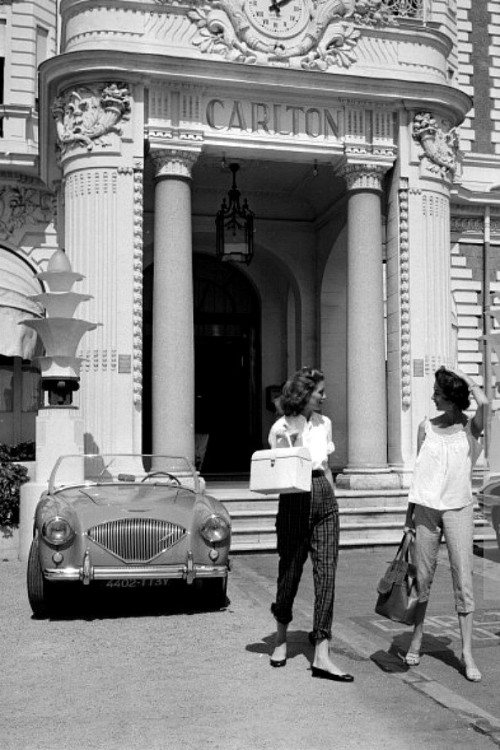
[{"x1": 105, "y1": 579, "x2": 169, "y2": 588}]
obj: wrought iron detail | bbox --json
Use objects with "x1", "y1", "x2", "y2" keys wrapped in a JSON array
[
  {"x1": 87, "y1": 518, "x2": 187, "y2": 562},
  {"x1": 379, "y1": 0, "x2": 424, "y2": 19}
]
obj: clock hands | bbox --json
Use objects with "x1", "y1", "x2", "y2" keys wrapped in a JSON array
[{"x1": 269, "y1": 0, "x2": 292, "y2": 14}]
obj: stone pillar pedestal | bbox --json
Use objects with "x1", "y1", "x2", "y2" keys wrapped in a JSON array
[
  {"x1": 19, "y1": 409, "x2": 84, "y2": 561},
  {"x1": 337, "y1": 163, "x2": 400, "y2": 491},
  {"x1": 150, "y1": 149, "x2": 199, "y2": 462}
]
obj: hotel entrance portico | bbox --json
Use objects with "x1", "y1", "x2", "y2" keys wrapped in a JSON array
[{"x1": 35, "y1": 0, "x2": 471, "y2": 496}]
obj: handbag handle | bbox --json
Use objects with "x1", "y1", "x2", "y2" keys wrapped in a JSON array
[{"x1": 395, "y1": 531, "x2": 414, "y2": 562}]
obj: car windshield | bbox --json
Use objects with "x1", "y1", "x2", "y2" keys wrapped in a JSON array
[{"x1": 48, "y1": 454, "x2": 199, "y2": 493}]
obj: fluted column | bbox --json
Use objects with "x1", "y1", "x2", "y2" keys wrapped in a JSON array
[
  {"x1": 150, "y1": 148, "x2": 199, "y2": 462},
  {"x1": 337, "y1": 163, "x2": 398, "y2": 490}
]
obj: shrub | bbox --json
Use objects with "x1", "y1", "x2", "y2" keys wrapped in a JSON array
[
  {"x1": 0, "y1": 441, "x2": 35, "y2": 462},
  {"x1": 0, "y1": 444, "x2": 32, "y2": 526}
]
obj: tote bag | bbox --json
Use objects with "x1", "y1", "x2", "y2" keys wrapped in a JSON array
[{"x1": 375, "y1": 532, "x2": 419, "y2": 626}]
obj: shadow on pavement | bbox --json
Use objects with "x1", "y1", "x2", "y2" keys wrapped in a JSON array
[
  {"x1": 370, "y1": 632, "x2": 462, "y2": 676},
  {"x1": 246, "y1": 629, "x2": 313, "y2": 664},
  {"x1": 30, "y1": 579, "x2": 231, "y2": 622}
]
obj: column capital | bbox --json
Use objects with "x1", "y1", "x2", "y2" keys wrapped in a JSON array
[
  {"x1": 150, "y1": 148, "x2": 201, "y2": 181},
  {"x1": 341, "y1": 162, "x2": 391, "y2": 193}
]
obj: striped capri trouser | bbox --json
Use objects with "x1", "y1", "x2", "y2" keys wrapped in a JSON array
[{"x1": 271, "y1": 473, "x2": 339, "y2": 642}]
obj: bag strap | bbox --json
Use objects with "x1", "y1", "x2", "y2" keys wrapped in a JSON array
[{"x1": 395, "y1": 531, "x2": 414, "y2": 561}]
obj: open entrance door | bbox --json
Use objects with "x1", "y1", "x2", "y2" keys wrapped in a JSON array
[
  {"x1": 143, "y1": 254, "x2": 260, "y2": 476},
  {"x1": 194, "y1": 255, "x2": 260, "y2": 475}
]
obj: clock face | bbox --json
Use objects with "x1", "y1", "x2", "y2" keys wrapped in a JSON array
[{"x1": 245, "y1": 0, "x2": 310, "y2": 40}]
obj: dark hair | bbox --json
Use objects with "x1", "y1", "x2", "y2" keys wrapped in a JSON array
[
  {"x1": 279, "y1": 367, "x2": 324, "y2": 416},
  {"x1": 435, "y1": 366, "x2": 470, "y2": 411}
]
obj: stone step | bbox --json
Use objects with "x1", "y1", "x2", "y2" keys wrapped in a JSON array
[
  {"x1": 206, "y1": 482, "x2": 496, "y2": 551},
  {"x1": 229, "y1": 520, "x2": 496, "y2": 552},
  {"x1": 230, "y1": 507, "x2": 410, "y2": 530}
]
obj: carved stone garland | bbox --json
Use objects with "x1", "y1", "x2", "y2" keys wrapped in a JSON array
[
  {"x1": 133, "y1": 165, "x2": 144, "y2": 407},
  {"x1": 399, "y1": 183, "x2": 411, "y2": 407},
  {"x1": 187, "y1": 0, "x2": 396, "y2": 70},
  {"x1": 52, "y1": 83, "x2": 131, "y2": 158}
]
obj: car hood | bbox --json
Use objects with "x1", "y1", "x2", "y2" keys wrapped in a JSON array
[{"x1": 50, "y1": 485, "x2": 200, "y2": 529}]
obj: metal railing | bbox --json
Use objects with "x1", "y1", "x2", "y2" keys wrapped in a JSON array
[{"x1": 380, "y1": 0, "x2": 425, "y2": 20}]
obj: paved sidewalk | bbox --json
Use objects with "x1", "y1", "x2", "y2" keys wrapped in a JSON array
[
  {"x1": 239, "y1": 541, "x2": 500, "y2": 746},
  {"x1": 2, "y1": 542, "x2": 500, "y2": 750}
]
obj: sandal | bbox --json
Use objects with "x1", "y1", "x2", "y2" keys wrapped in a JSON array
[
  {"x1": 461, "y1": 659, "x2": 482, "y2": 682},
  {"x1": 404, "y1": 651, "x2": 421, "y2": 666}
]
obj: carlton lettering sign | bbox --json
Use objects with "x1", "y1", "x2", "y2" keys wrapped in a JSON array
[{"x1": 206, "y1": 98, "x2": 340, "y2": 141}]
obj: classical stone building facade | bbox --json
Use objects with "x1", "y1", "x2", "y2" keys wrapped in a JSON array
[{"x1": 1, "y1": 0, "x2": 499, "y2": 496}]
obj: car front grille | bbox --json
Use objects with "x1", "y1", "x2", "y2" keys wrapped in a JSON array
[{"x1": 87, "y1": 518, "x2": 187, "y2": 562}]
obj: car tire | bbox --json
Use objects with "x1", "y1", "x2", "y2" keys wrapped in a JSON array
[
  {"x1": 27, "y1": 537, "x2": 54, "y2": 619},
  {"x1": 196, "y1": 576, "x2": 228, "y2": 610}
]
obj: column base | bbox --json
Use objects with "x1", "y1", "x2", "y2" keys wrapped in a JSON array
[{"x1": 336, "y1": 470, "x2": 402, "y2": 490}]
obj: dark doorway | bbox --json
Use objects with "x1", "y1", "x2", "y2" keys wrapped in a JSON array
[
  {"x1": 143, "y1": 254, "x2": 261, "y2": 476},
  {"x1": 194, "y1": 255, "x2": 260, "y2": 475}
]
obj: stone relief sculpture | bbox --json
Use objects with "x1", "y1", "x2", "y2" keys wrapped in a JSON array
[
  {"x1": 187, "y1": 0, "x2": 395, "y2": 69},
  {"x1": 51, "y1": 83, "x2": 131, "y2": 157},
  {"x1": 0, "y1": 185, "x2": 54, "y2": 241},
  {"x1": 412, "y1": 112, "x2": 460, "y2": 177}
]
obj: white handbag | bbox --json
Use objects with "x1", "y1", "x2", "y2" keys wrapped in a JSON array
[{"x1": 249, "y1": 446, "x2": 312, "y2": 495}]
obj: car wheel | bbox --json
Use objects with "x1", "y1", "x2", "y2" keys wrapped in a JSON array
[
  {"x1": 197, "y1": 576, "x2": 228, "y2": 610},
  {"x1": 27, "y1": 537, "x2": 54, "y2": 618}
]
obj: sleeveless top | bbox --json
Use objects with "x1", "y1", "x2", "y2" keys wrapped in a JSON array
[
  {"x1": 408, "y1": 417, "x2": 482, "y2": 510},
  {"x1": 268, "y1": 412, "x2": 335, "y2": 472}
]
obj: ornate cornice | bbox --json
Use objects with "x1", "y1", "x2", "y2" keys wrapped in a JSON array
[
  {"x1": 450, "y1": 215, "x2": 500, "y2": 236},
  {"x1": 150, "y1": 148, "x2": 200, "y2": 180},
  {"x1": 52, "y1": 83, "x2": 131, "y2": 158}
]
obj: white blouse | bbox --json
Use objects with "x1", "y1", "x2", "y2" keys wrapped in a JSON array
[
  {"x1": 268, "y1": 412, "x2": 335, "y2": 472},
  {"x1": 408, "y1": 418, "x2": 482, "y2": 510}
]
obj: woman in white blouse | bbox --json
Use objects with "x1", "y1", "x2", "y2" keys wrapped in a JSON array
[
  {"x1": 404, "y1": 366, "x2": 488, "y2": 682},
  {"x1": 268, "y1": 367, "x2": 353, "y2": 682}
]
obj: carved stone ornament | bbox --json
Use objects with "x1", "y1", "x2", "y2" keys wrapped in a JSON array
[
  {"x1": 187, "y1": 0, "x2": 396, "y2": 70},
  {"x1": 0, "y1": 184, "x2": 55, "y2": 240},
  {"x1": 52, "y1": 83, "x2": 131, "y2": 157},
  {"x1": 412, "y1": 112, "x2": 460, "y2": 178}
]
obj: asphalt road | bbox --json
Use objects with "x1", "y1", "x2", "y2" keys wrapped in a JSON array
[{"x1": 2, "y1": 543, "x2": 500, "y2": 750}]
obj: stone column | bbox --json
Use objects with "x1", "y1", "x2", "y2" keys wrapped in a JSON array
[
  {"x1": 150, "y1": 149, "x2": 199, "y2": 462},
  {"x1": 337, "y1": 163, "x2": 399, "y2": 490},
  {"x1": 51, "y1": 82, "x2": 140, "y2": 455}
]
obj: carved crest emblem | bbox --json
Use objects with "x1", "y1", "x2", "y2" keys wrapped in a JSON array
[
  {"x1": 187, "y1": 0, "x2": 395, "y2": 70},
  {"x1": 51, "y1": 83, "x2": 131, "y2": 157},
  {"x1": 412, "y1": 112, "x2": 461, "y2": 178}
]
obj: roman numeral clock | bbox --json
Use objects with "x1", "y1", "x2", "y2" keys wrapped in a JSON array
[
  {"x1": 188, "y1": 1, "x2": 382, "y2": 69},
  {"x1": 245, "y1": 0, "x2": 310, "y2": 41}
]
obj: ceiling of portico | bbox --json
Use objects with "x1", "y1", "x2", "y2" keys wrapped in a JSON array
[{"x1": 144, "y1": 153, "x2": 346, "y2": 223}]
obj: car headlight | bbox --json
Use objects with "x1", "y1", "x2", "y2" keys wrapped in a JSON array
[
  {"x1": 42, "y1": 517, "x2": 75, "y2": 547},
  {"x1": 200, "y1": 515, "x2": 230, "y2": 544}
]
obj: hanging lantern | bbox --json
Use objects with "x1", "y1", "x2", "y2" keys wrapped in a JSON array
[{"x1": 215, "y1": 163, "x2": 255, "y2": 265}]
